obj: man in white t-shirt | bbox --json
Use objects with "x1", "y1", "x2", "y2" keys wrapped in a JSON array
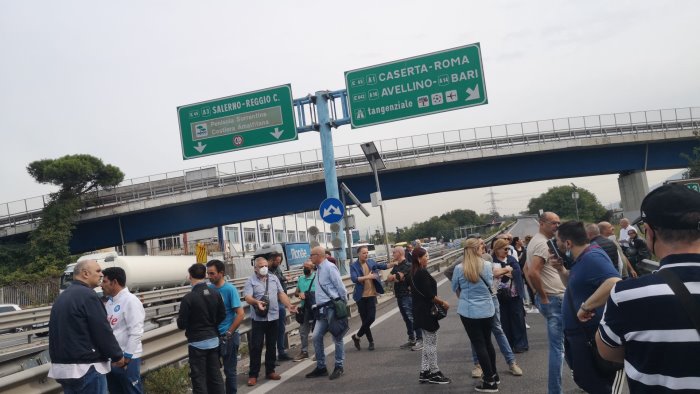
[
  {"x1": 525, "y1": 212, "x2": 565, "y2": 394},
  {"x1": 618, "y1": 218, "x2": 638, "y2": 250}
]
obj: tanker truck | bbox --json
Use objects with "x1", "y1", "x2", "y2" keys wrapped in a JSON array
[{"x1": 60, "y1": 253, "x2": 197, "y2": 294}]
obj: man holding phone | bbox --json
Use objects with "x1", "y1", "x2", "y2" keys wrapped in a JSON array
[{"x1": 525, "y1": 212, "x2": 566, "y2": 394}]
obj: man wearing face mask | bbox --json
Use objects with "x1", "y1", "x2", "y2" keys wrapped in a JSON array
[
  {"x1": 293, "y1": 260, "x2": 316, "y2": 361},
  {"x1": 549, "y1": 221, "x2": 622, "y2": 393},
  {"x1": 243, "y1": 257, "x2": 298, "y2": 387}
]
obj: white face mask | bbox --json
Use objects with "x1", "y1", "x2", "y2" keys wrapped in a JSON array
[{"x1": 258, "y1": 267, "x2": 268, "y2": 276}]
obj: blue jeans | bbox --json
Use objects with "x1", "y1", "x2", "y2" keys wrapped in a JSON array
[
  {"x1": 277, "y1": 306, "x2": 288, "y2": 356},
  {"x1": 472, "y1": 296, "x2": 515, "y2": 365},
  {"x1": 397, "y1": 296, "x2": 422, "y2": 341},
  {"x1": 312, "y1": 307, "x2": 345, "y2": 369},
  {"x1": 536, "y1": 294, "x2": 564, "y2": 394},
  {"x1": 107, "y1": 358, "x2": 143, "y2": 394},
  {"x1": 56, "y1": 365, "x2": 107, "y2": 394},
  {"x1": 220, "y1": 332, "x2": 240, "y2": 394}
]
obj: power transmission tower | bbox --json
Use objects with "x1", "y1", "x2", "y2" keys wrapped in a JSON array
[{"x1": 487, "y1": 188, "x2": 500, "y2": 220}]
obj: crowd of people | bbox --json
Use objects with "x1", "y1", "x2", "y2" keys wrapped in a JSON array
[{"x1": 46, "y1": 184, "x2": 699, "y2": 393}]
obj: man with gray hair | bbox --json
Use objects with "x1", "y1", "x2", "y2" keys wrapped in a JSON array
[
  {"x1": 387, "y1": 246, "x2": 423, "y2": 350},
  {"x1": 243, "y1": 257, "x2": 298, "y2": 386},
  {"x1": 585, "y1": 223, "x2": 620, "y2": 272},
  {"x1": 49, "y1": 259, "x2": 125, "y2": 393},
  {"x1": 599, "y1": 221, "x2": 637, "y2": 278}
]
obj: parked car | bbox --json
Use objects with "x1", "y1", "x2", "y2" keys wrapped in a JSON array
[{"x1": 0, "y1": 304, "x2": 49, "y2": 335}]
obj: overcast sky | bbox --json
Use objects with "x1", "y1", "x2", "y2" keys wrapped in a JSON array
[{"x1": 1, "y1": 1, "x2": 698, "y2": 233}]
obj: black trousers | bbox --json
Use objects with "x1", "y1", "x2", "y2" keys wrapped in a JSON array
[
  {"x1": 249, "y1": 319, "x2": 278, "y2": 378},
  {"x1": 356, "y1": 296, "x2": 377, "y2": 342},
  {"x1": 188, "y1": 345, "x2": 224, "y2": 394},
  {"x1": 460, "y1": 315, "x2": 497, "y2": 382},
  {"x1": 500, "y1": 295, "x2": 529, "y2": 351}
]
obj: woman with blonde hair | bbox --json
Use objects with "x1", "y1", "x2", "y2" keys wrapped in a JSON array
[{"x1": 452, "y1": 238, "x2": 500, "y2": 392}]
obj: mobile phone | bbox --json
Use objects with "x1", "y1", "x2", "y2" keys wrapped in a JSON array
[{"x1": 546, "y1": 238, "x2": 563, "y2": 260}]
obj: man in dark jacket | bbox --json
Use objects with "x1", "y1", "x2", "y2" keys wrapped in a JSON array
[
  {"x1": 177, "y1": 263, "x2": 226, "y2": 394},
  {"x1": 48, "y1": 259, "x2": 125, "y2": 393},
  {"x1": 585, "y1": 223, "x2": 620, "y2": 272}
]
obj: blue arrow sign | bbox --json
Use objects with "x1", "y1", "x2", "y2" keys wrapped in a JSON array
[{"x1": 319, "y1": 198, "x2": 345, "y2": 224}]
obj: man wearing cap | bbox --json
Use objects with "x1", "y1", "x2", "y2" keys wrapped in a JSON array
[{"x1": 596, "y1": 184, "x2": 700, "y2": 392}]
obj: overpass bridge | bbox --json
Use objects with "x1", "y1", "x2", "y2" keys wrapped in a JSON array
[{"x1": 1, "y1": 106, "x2": 698, "y2": 253}]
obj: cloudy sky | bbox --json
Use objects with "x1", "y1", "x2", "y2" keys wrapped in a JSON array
[{"x1": 1, "y1": 1, "x2": 698, "y2": 232}]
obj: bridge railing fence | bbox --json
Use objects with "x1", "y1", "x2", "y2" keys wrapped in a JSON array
[{"x1": 2, "y1": 107, "x2": 698, "y2": 228}]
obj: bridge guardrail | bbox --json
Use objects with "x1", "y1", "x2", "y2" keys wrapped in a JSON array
[
  {"x1": 2, "y1": 107, "x2": 698, "y2": 229},
  {"x1": 0, "y1": 248, "x2": 463, "y2": 393}
]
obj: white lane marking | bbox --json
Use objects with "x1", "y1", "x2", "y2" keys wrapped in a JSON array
[{"x1": 250, "y1": 277, "x2": 450, "y2": 393}]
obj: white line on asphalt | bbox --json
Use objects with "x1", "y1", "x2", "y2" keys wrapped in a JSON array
[{"x1": 250, "y1": 277, "x2": 449, "y2": 394}]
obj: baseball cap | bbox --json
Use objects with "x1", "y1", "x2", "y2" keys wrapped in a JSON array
[{"x1": 640, "y1": 184, "x2": 700, "y2": 230}]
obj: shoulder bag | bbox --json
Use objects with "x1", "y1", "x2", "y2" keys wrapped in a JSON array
[
  {"x1": 410, "y1": 272, "x2": 447, "y2": 320},
  {"x1": 564, "y1": 286, "x2": 623, "y2": 376},
  {"x1": 295, "y1": 275, "x2": 316, "y2": 324},
  {"x1": 315, "y1": 271, "x2": 350, "y2": 319},
  {"x1": 656, "y1": 269, "x2": 700, "y2": 335},
  {"x1": 254, "y1": 277, "x2": 270, "y2": 317}
]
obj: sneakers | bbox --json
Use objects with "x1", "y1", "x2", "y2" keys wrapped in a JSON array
[
  {"x1": 305, "y1": 367, "x2": 329, "y2": 378},
  {"x1": 427, "y1": 371, "x2": 451, "y2": 384},
  {"x1": 277, "y1": 353, "x2": 293, "y2": 362},
  {"x1": 525, "y1": 322, "x2": 531, "y2": 329},
  {"x1": 419, "y1": 370, "x2": 430, "y2": 383},
  {"x1": 411, "y1": 340, "x2": 424, "y2": 351},
  {"x1": 351, "y1": 334, "x2": 361, "y2": 350},
  {"x1": 471, "y1": 364, "x2": 483, "y2": 378},
  {"x1": 475, "y1": 380, "x2": 499, "y2": 392},
  {"x1": 400, "y1": 340, "x2": 416, "y2": 349},
  {"x1": 368, "y1": 342, "x2": 375, "y2": 351},
  {"x1": 329, "y1": 367, "x2": 344, "y2": 380},
  {"x1": 492, "y1": 373, "x2": 501, "y2": 385},
  {"x1": 509, "y1": 362, "x2": 523, "y2": 376},
  {"x1": 294, "y1": 351, "x2": 309, "y2": 362}
]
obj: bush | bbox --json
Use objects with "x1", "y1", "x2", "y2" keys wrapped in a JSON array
[{"x1": 143, "y1": 365, "x2": 190, "y2": 394}]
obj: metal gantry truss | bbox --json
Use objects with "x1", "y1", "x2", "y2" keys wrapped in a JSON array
[{"x1": 293, "y1": 89, "x2": 351, "y2": 133}]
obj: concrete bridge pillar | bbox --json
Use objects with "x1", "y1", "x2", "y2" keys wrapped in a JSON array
[
  {"x1": 618, "y1": 171, "x2": 649, "y2": 221},
  {"x1": 123, "y1": 241, "x2": 148, "y2": 256}
]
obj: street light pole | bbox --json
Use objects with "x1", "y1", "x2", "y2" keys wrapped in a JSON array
[
  {"x1": 361, "y1": 142, "x2": 391, "y2": 259},
  {"x1": 571, "y1": 183, "x2": 580, "y2": 221},
  {"x1": 370, "y1": 160, "x2": 390, "y2": 258}
]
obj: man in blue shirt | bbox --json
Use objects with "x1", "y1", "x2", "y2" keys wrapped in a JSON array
[
  {"x1": 306, "y1": 246, "x2": 348, "y2": 380},
  {"x1": 549, "y1": 221, "x2": 621, "y2": 393},
  {"x1": 206, "y1": 260, "x2": 244, "y2": 394}
]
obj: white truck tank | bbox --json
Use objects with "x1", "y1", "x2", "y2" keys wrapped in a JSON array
[{"x1": 101, "y1": 255, "x2": 196, "y2": 292}]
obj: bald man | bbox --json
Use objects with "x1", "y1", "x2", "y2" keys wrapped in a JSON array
[
  {"x1": 306, "y1": 246, "x2": 348, "y2": 380},
  {"x1": 388, "y1": 246, "x2": 423, "y2": 350}
]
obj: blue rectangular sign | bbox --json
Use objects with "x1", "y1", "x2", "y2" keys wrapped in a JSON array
[{"x1": 284, "y1": 243, "x2": 311, "y2": 269}]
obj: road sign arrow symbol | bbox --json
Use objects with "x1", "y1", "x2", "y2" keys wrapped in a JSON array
[
  {"x1": 323, "y1": 205, "x2": 341, "y2": 218},
  {"x1": 194, "y1": 141, "x2": 207, "y2": 153},
  {"x1": 466, "y1": 84, "x2": 480, "y2": 101},
  {"x1": 270, "y1": 127, "x2": 284, "y2": 139}
]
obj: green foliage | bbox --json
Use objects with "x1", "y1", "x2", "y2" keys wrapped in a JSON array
[
  {"x1": 527, "y1": 185, "x2": 607, "y2": 222},
  {"x1": 27, "y1": 154, "x2": 124, "y2": 196},
  {"x1": 26, "y1": 196, "x2": 80, "y2": 273},
  {"x1": 681, "y1": 140, "x2": 700, "y2": 178},
  {"x1": 396, "y1": 209, "x2": 485, "y2": 242},
  {"x1": 144, "y1": 365, "x2": 190, "y2": 394}
]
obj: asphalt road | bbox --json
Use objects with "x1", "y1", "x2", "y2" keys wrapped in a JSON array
[{"x1": 236, "y1": 273, "x2": 592, "y2": 394}]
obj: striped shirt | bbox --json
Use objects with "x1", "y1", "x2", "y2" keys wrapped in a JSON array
[{"x1": 598, "y1": 253, "x2": 700, "y2": 393}]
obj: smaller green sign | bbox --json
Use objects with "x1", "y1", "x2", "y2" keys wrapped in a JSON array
[
  {"x1": 178, "y1": 85, "x2": 296, "y2": 159},
  {"x1": 345, "y1": 43, "x2": 487, "y2": 128},
  {"x1": 686, "y1": 183, "x2": 700, "y2": 192}
]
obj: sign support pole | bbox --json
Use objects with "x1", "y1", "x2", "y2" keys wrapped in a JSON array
[
  {"x1": 370, "y1": 161, "x2": 391, "y2": 261},
  {"x1": 316, "y1": 91, "x2": 348, "y2": 268}
]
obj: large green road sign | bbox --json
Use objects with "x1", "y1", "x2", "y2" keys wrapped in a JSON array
[
  {"x1": 177, "y1": 84, "x2": 296, "y2": 159},
  {"x1": 345, "y1": 43, "x2": 487, "y2": 128}
]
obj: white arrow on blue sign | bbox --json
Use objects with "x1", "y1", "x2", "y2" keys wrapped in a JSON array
[{"x1": 319, "y1": 197, "x2": 345, "y2": 224}]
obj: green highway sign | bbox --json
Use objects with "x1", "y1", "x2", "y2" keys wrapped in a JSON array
[
  {"x1": 344, "y1": 43, "x2": 487, "y2": 128},
  {"x1": 177, "y1": 84, "x2": 296, "y2": 159},
  {"x1": 687, "y1": 183, "x2": 700, "y2": 192}
]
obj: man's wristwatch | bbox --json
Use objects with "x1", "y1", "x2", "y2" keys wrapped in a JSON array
[{"x1": 580, "y1": 302, "x2": 593, "y2": 313}]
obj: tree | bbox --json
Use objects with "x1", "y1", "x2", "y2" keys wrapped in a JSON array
[
  {"x1": 25, "y1": 154, "x2": 124, "y2": 273},
  {"x1": 681, "y1": 132, "x2": 700, "y2": 178},
  {"x1": 396, "y1": 209, "x2": 485, "y2": 242},
  {"x1": 527, "y1": 185, "x2": 607, "y2": 222}
]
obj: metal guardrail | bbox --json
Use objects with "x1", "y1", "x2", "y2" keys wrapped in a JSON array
[
  {"x1": 2, "y1": 107, "x2": 698, "y2": 229},
  {"x1": 0, "y1": 248, "x2": 463, "y2": 393}
]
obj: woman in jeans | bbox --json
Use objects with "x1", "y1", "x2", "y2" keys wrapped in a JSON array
[
  {"x1": 410, "y1": 247, "x2": 451, "y2": 384},
  {"x1": 452, "y1": 238, "x2": 500, "y2": 392}
]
